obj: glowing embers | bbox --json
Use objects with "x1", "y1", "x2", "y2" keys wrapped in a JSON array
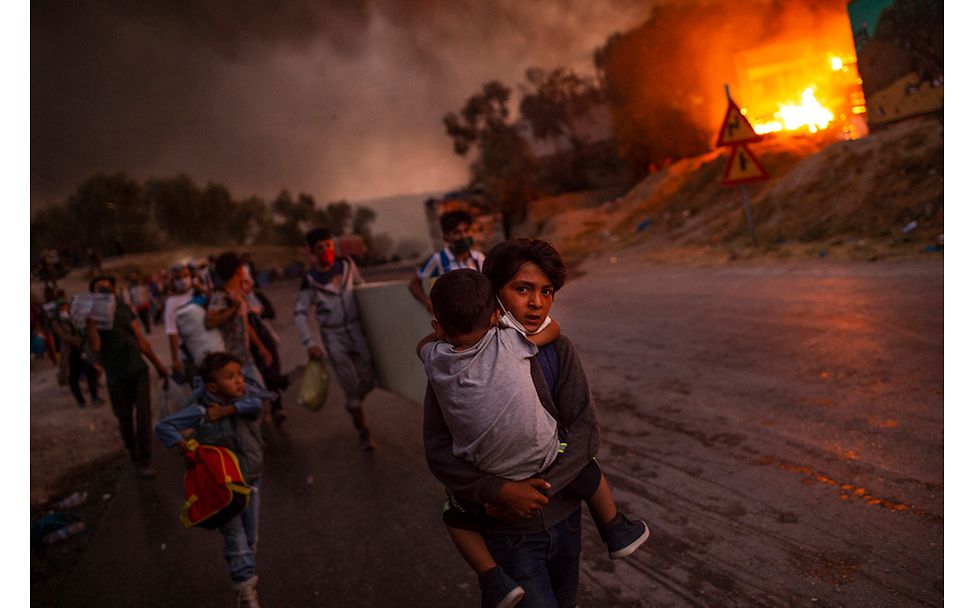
[
  {"x1": 748, "y1": 87, "x2": 835, "y2": 135},
  {"x1": 757, "y1": 453, "x2": 921, "y2": 516}
]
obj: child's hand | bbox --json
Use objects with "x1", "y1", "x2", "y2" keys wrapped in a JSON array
[
  {"x1": 178, "y1": 439, "x2": 197, "y2": 464},
  {"x1": 205, "y1": 404, "x2": 225, "y2": 422}
]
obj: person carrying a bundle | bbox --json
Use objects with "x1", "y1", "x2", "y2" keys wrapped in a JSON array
[
  {"x1": 154, "y1": 351, "x2": 266, "y2": 608},
  {"x1": 293, "y1": 227, "x2": 377, "y2": 450}
]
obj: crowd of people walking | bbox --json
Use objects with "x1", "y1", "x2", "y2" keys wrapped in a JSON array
[{"x1": 31, "y1": 217, "x2": 650, "y2": 607}]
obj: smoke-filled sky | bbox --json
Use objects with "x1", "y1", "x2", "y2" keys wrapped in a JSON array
[{"x1": 31, "y1": 0, "x2": 653, "y2": 209}]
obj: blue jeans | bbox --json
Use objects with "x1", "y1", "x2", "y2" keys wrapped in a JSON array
[
  {"x1": 483, "y1": 507, "x2": 583, "y2": 608},
  {"x1": 218, "y1": 478, "x2": 261, "y2": 582}
]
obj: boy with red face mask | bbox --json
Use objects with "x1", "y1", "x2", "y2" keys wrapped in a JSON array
[{"x1": 293, "y1": 227, "x2": 378, "y2": 450}]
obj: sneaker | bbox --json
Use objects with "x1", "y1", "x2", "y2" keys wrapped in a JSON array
[
  {"x1": 480, "y1": 567, "x2": 524, "y2": 608},
  {"x1": 234, "y1": 575, "x2": 260, "y2": 608},
  {"x1": 135, "y1": 465, "x2": 158, "y2": 480},
  {"x1": 358, "y1": 428, "x2": 376, "y2": 451},
  {"x1": 599, "y1": 513, "x2": 650, "y2": 560}
]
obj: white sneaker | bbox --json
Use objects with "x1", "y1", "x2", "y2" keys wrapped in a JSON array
[{"x1": 234, "y1": 576, "x2": 260, "y2": 608}]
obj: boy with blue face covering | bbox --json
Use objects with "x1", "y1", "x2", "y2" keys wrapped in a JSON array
[{"x1": 408, "y1": 209, "x2": 486, "y2": 314}]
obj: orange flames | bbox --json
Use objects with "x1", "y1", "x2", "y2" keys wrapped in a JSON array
[
  {"x1": 735, "y1": 50, "x2": 868, "y2": 140},
  {"x1": 747, "y1": 86, "x2": 835, "y2": 135}
]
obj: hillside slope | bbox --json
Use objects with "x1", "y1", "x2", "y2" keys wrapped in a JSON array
[{"x1": 526, "y1": 116, "x2": 943, "y2": 264}]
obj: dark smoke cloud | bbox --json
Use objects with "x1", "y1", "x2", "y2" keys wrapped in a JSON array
[{"x1": 31, "y1": 0, "x2": 652, "y2": 209}]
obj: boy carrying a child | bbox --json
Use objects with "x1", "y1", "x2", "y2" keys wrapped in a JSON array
[{"x1": 418, "y1": 269, "x2": 649, "y2": 608}]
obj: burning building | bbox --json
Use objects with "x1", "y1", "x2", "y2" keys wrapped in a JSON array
[
  {"x1": 597, "y1": 0, "x2": 880, "y2": 174},
  {"x1": 731, "y1": 39, "x2": 868, "y2": 139}
]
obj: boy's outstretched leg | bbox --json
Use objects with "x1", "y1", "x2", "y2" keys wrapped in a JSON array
[
  {"x1": 447, "y1": 527, "x2": 524, "y2": 608},
  {"x1": 220, "y1": 510, "x2": 260, "y2": 607},
  {"x1": 586, "y1": 473, "x2": 650, "y2": 560}
]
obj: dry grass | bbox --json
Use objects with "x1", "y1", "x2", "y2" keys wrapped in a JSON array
[{"x1": 527, "y1": 116, "x2": 943, "y2": 265}]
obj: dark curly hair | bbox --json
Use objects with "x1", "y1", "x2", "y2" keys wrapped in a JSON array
[
  {"x1": 197, "y1": 352, "x2": 242, "y2": 384},
  {"x1": 305, "y1": 227, "x2": 333, "y2": 249},
  {"x1": 439, "y1": 210, "x2": 473, "y2": 235},
  {"x1": 483, "y1": 238, "x2": 566, "y2": 293}
]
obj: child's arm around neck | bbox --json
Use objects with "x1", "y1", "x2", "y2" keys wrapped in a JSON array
[
  {"x1": 524, "y1": 317, "x2": 560, "y2": 347},
  {"x1": 417, "y1": 331, "x2": 440, "y2": 359}
]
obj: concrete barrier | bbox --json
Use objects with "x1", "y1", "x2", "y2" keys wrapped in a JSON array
[{"x1": 355, "y1": 279, "x2": 433, "y2": 405}]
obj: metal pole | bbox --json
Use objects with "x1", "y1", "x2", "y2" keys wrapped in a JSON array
[
  {"x1": 740, "y1": 185, "x2": 757, "y2": 248},
  {"x1": 725, "y1": 84, "x2": 758, "y2": 248}
]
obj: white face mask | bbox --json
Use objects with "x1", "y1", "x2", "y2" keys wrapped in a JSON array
[{"x1": 495, "y1": 297, "x2": 551, "y2": 336}]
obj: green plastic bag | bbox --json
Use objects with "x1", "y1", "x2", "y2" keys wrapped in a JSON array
[{"x1": 298, "y1": 359, "x2": 330, "y2": 411}]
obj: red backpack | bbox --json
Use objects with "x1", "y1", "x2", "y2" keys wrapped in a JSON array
[{"x1": 179, "y1": 439, "x2": 251, "y2": 529}]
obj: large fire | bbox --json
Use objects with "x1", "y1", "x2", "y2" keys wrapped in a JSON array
[
  {"x1": 747, "y1": 87, "x2": 834, "y2": 135},
  {"x1": 733, "y1": 48, "x2": 868, "y2": 140}
]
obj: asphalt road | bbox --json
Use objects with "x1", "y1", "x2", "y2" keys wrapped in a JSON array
[{"x1": 35, "y1": 257, "x2": 943, "y2": 607}]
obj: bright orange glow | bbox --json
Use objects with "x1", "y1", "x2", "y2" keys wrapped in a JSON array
[
  {"x1": 732, "y1": 44, "x2": 868, "y2": 140},
  {"x1": 749, "y1": 87, "x2": 835, "y2": 135}
]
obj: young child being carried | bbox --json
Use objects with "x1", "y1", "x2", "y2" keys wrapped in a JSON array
[
  {"x1": 154, "y1": 352, "x2": 266, "y2": 608},
  {"x1": 417, "y1": 269, "x2": 649, "y2": 608}
]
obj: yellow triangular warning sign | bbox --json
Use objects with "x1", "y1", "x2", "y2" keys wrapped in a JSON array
[
  {"x1": 716, "y1": 100, "x2": 761, "y2": 147},
  {"x1": 721, "y1": 144, "x2": 769, "y2": 186}
]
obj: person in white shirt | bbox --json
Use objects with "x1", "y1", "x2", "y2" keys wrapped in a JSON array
[{"x1": 408, "y1": 209, "x2": 485, "y2": 314}]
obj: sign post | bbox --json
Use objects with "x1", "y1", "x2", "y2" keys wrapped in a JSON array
[{"x1": 716, "y1": 84, "x2": 769, "y2": 248}]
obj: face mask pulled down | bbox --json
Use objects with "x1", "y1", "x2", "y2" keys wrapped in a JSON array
[{"x1": 496, "y1": 297, "x2": 552, "y2": 336}]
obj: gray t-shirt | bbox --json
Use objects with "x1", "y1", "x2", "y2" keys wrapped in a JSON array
[{"x1": 420, "y1": 327, "x2": 560, "y2": 480}]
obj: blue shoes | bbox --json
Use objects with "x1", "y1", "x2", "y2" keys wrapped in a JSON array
[
  {"x1": 600, "y1": 512, "x2": 650, "y2": 559},
  {"x1": 480, "y1": 566, "x2": 525, "y2": 608}
]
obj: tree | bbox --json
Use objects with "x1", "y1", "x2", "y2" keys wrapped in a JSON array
[
  {"x1": 320, "y1": 200, "x2": 352, "y2": 236},
  {"x1": 352, "y1": 206, "x2": 376, "y2": 237},
  {"x1": 234, "y1": 196, "x2": 270, "y2": 245},
  {"x1": 269, "y1": 190, "x2": 305, "y2": 244},
  {"x1": 444, "y1": 81, "x2": 515, "y2": 156},
  {"x1": 519, "y1": 67, "x2": 602, "y2": 151},
  {"x1": 443, "y1": 81, "x2": 537, "y2": 236},
  {"x1": 65, "y1": 172, "x2": 157, "y2": 256},
  {"x1": 519, "y1": 67, "x2": 605, "y2": 191},
  {"x1": 145, "y1": 174, "x2": 203, "y2": 244}
]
